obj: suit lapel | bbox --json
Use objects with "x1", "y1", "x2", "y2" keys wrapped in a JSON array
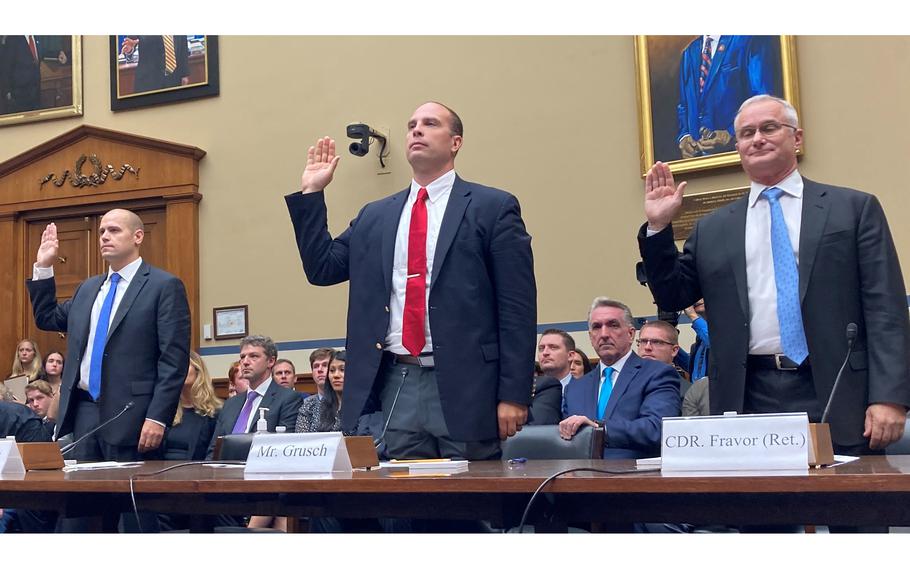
[
  {"x1": 381, "y1": 188, "x2": 410, "y2": 299},
  {"x1": 107, "y1": 261, "x2": 149, "y2": 339},
  {"x1": 725, "y1": 198, "x2": 751, "y2": 320},
  {"x1": 224, "y1": 394, "x2": 245, "y2": 432},
  {"x1": 702, "y1": 36, "x2": 731, "y2": 96},
  {"x1": 797, "y1": 178, "x2": 829, "y2": 303},
  {"x1": 584, "y1": 368, "x2": 600, "y2": 419},
  {"x1": 604, "y1": 353, "x2": 642, "y2": 420},
  {"x1": 430, "y1": 176, "x2": 471, "y2": 292}
]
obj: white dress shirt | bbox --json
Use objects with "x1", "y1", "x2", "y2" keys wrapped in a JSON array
[
  {"x1": 559, "y1": 372, "x2": 573, "y2": 393},
  {"x1": 597, "y1": 348, "x2": 634, "y2": 396},
  {"x1": 385, "y1": 169, "x2": 456, "y2": 354},
  {"x1": 745, "y1": 169, "x2": 803, "y2": 354},
  {"x1": 703, "y1": 35, "x2": 722, "y2": 58},
  {"x1": 241, "y1": 377, "x2": 274, "y2": 433}
]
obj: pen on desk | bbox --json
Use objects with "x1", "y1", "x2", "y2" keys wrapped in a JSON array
[{"x1": 507, "y1": 457, "x2": 527, "y2": 464}]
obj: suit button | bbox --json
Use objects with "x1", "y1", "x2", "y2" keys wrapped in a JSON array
[
  {"x1": 375, "y1": 343, "x2": 382, "y2": 349},
  {"x1": 384, "y1": 306, "x2": 390, "y2": 312}
]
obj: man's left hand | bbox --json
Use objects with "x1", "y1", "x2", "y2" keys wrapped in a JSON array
[
  {"x1": 864, "y1": 402, "x2": 907, "y2": 450},
  {"x1": 497, "y1": 401, "x2": 528, "y2": 440},
  {"x1": 138, "y1": 419, "x2": 165, "y2": 453},
  {"x1": 696, "y1": 129, "x2": 732, "y2": 151}
]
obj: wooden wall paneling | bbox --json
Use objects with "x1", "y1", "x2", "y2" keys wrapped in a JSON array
[
  {"x1": 0, "y1": 215, "x2": 19, "y2": 368},
  {"x1": 164, "y1": 196, "x2": 201, "y2": 350}
]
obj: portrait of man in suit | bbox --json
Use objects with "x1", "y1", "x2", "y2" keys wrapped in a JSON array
[
  {"x1": 286, "y1": 101, "x2": 536, "y2": 460},
  {"x1": 639, "y1": 94, "x2": 910, "y2": 455}
]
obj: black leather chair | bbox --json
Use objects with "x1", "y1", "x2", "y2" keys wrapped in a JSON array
[
  {"x1": 213, "y1": 433, "x2": 255, "y2": 461},
  {"x1": 500, "y1": 424, "x2": 603, "y2": 460}
]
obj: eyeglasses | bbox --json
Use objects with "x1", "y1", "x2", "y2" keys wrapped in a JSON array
[
  {"x1": 735, "y1": 121, "x2": 797, "y2": 141},
  {"x1": 637, "y1": 338, "x2": 675, "y2": 348}
]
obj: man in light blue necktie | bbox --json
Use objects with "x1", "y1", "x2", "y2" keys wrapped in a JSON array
[{"x1": 559, "y1": 297, "x2": 680, "y2": 460}]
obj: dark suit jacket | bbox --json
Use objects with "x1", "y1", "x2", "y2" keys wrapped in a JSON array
[
  {"x1": 0, "y1": 401, "x2": 50, "y2": 442},
  {"x1": 639, "y1": 177, "x2": 910, "y2": 447},
  {"x1": 206, "y1": 379, "x2": 302, "y2": 458},
  {"x1": 563, "y1": 352, "x2": 681, "y2": 459},
  {"x1": 0, "y1": 35, "x2": 41, "y2": 113},
  {"x1": 162, "y1": 409, "x2": 218, "y2": 461},
  {"x1": 286, "y1": 175, "x2": 536, "y2": 441},
  {"x1": 528, "y1": 376, "x2": 562, "y2": 425},
  {"x1": 26, "y1": 261, "x2": 191, "y2": 447},
  {"x1": 131, "y1": 35, "x2": 190, "y2": 93}
]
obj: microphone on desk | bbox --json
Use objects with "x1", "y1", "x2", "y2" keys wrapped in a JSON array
[
  {"x1": 821, "y1": 323, "x2": 858, "y2": 425},
  {"x1": 60, "y1": 401, "x2": 135, "y2": 456}
]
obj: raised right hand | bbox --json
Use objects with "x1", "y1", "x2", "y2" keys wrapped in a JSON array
[
  {"x1": 300, "y1": 137, "x2": 341, "y2": 194},
  {"x1": 644, "y1": 161, "x2": 687, "y2": 232},
  {"x1": 36, "y1": 223, "x2": 58, "y2": 268}
]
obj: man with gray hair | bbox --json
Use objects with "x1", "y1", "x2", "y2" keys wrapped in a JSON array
[
  {"x1": 207, "y1": 335, "x2": 301, "y2": 458},
  {"x1": 559, "y1": 297, "x2": 680, "y2": 458},
  {"x1": 640, "y1": 94, "x2": 910, "y2": 455}
]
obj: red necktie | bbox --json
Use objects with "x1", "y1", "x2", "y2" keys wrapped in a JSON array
[
  {"x1": 402, "y1": 187, "x2": 429, "y2": 356},
  {"x1": 28, "y1": 36, "x2": 38, "y2": 63}
]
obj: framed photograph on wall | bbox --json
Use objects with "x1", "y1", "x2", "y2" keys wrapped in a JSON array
[
  {"x1": 0, "y1": 35, "x2": 83, "y2": 127},
  {"x1": 110, "y1": 35, "x2": 219, "y2": 111},
  {"x1": 634, "y1": 35, "x2": 800, "y2": 176},
  {"x1": 214, "y1": 305, "x2": 249, "y2": 340}
]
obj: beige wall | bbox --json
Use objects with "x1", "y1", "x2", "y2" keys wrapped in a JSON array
[{"x1": 1, "y1": 36, "x2": 908, "y2": 367}]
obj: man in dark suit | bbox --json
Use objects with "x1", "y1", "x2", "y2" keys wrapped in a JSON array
[
  {"x1": 286, "y1": 101, "x2": 536, "y2": 460},
  {"x1": 206, "y1": 335, "x2": 301, "y2": 459},
  {"x1": 559, "y1": 298, "x2": 680, "y2": 459},
  {"x1": 27, "y1": 209, "x2": 190, "y2": 462},
  {"x1": 0, "y1": 35, "x2": 41, "y2": 113},
  {"x1": 120, "y1": 35, "x2": 190, "y2": 94},
  {"x1": 639, "y1": 94, "x2": 910, "y2": 454}
]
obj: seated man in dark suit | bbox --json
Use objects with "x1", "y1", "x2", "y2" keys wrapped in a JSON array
[
  {"x1": 559, "y1": 297, "x2": 680, "y2": 459},
  {"x1": 0, "y1": 399, "x2": 50, "y2": 442},
  {"x1": 207, "y1": 335, "x2": 302, "y2": 459}
]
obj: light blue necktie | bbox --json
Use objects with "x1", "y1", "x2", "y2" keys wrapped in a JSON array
[
  {"x1": 88, "y1": 272, "x2": 121, "y2": 400},
  {"x1": 597, "y1": 367, "x2": 614, "y2": 420},
  {"x1": 762, "y1": 187, "x2": 809, "y2": 364}
]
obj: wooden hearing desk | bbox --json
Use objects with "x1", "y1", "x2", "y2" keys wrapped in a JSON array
[{"x1": 2, "y1": 457, "x2": 910, "y2": 530}]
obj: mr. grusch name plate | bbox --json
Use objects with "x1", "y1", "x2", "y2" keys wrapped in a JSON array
[
  {"x1": 661, "y1": 412, "x2": 809, "y2": 471},
  {"x1": 244, "y1": 432, "x2": 352, "y2": 474}
]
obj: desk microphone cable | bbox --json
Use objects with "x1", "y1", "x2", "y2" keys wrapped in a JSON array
[
  {"x1": 128, "y1": 460, "x2": 246, "y2": 533},
  {"x1": 515, "y1": 465, "x2": 660, "y2": 534}
]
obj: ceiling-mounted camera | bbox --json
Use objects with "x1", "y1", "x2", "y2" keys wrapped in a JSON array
[{"x1": 347, "y1": 123, "x2": 389, "y2": 167}]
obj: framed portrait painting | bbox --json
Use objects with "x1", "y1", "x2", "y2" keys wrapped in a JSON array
[
  {"x1": 634, "y1": 35, "x2": 800, "y2": 176},
  {"x1": 110, "y1": 35, "x2": 219, "y2": 111},
  {"x1": 0, "y1": 35, "x2": 82, "y2": 127}
]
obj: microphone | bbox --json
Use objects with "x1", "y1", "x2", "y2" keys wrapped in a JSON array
[
  {"x1": 820, "y1": 323, "x2": 858, "y2": 424},
  {"x1": 373, "y1": 367, "x2": 409, "y2": 449},
  {"x1": 61, "y1": 401, "x2": 135, "y2": 456}
]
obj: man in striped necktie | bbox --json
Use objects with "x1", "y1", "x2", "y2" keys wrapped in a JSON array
[{"x1": 121, "y1": 35, "x2": 191, "y2": 94}]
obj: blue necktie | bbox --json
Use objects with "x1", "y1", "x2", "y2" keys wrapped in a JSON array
[
  {"x1": 88, "y1": 272, "x2": 122, "y2": 400},
  {"x1": 597, "y1": 367, "x2": 614, "y2": 420},
  {"x1": 762, "y1": 188, "x2": 809, "y2": 364}
]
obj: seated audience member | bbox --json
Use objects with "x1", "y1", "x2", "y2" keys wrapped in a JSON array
[
  {"x1": 568, "y1": 349, "x2": 593, "y2": 379},
  {"x1": 163, "y1": 352, "x2": 223, "y2": 460},
  {"x1": 296, "y1": 351, "x2": 346, "y2": 433},
  {"x1": 226, "y1": 361, "x2": 247, "y2": 398},
  {"x1": 537, "y1": 328, "x2": 575, "y2": 393},
  {"x1": 684, "y1": 300, "x2": 710, "y2": 381},
  {"x1": 637, "y1": 320, "x2": 691, "y2": 398},
  {"x1": 682, "y1": 377, "x2": 710, "y2": 417},
  {"x1": 42, "y1": 351, "x2": 64, "y2": 391},
  {"x1": 24, "y1": 380, "x2": 56, "y2": 440},
  {"x1": 0, "y1": 384, "x2": 49, "y2": 442},
  {"x1": 309, "y1": 347, "x2": 336, "y2": 400},
  {"x1": 272, "y1": 358, "x2": 297, "y2": 389},
  {"x1": 559, "y1": 297, "x2": 680, "y2": 458},
  {"x1": 528, "y1": 374, "x2": 562, "y2": 425},
  {"x1": 207, "y1": 335, "x2": 302, "y2": 458},
  {"x1": 9, "y1": 339, "x2": 43, "y2": 382}
]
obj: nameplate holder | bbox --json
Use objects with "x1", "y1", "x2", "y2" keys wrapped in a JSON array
[
  {"x1": 18, "y1": 442, "x2": 65, "y2": 470},
  {"x1": 0, "y1": 437, "x2": 27, "y2": 476},
  {"x1": 661, "y1": 412, "x2": 809, "y2": 471},
  {"x1": 244, "y1": 432, "x2": 352, "y2": 474}
]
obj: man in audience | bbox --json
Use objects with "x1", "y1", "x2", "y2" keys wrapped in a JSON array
[
  {"x1": 309, "y1": 348, "x2": 335, "y2": 399},
  {"x1": 559, "y1": 298, "x2": 680, "y2": 458},
  {"x1": 637, "y1": 320, "x2": 691, "y2": 398},
  {"x1": 684, "y1": 299, "x2": 710, "y2": 381},
  {"x1": 287, "y1": 101, "x2": 536, "y2": 460},
  {"x1": 24, "y1": 380, "x2": 56, "y2": 440},
  {"x1": 207, "y1": 335, "x2": 301, "y2": 458},
  {"x1": 537, "y1": 328, "x2": 575, "y2": 393},
  {"x1": 639, "y1": 94, "x2": 910, "y2": 454},
  {"x1": 272, "y1": 359, "x2": 298, "y2": 389}
]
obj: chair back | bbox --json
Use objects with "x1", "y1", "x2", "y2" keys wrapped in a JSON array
[
  {"x1": 500, "y1": 424, "x2": 603, "y2": 460},
  {"x1": 214, "y1": 433, "x2": 255, "y2": 461}
]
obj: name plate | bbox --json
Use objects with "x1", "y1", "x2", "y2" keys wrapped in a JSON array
[
  {"x1": 661, "y1": 412, "x2": 809, "y2": 471},
  {"x1": 244, "y1": 432, "x2": 352, "y2": 474},
  {"x1": 0, "y1": 437, "x2": 26, "y2": 476}
]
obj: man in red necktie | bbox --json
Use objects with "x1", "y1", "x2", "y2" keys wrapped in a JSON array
[{"x1": 286, "y1": 101, "x2": 536, "y2": 460}]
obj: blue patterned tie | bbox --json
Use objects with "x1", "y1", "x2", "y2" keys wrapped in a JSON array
[
  {"x1": 88, "y1": 272, "x2": 121, "y2": 400},
  {"x1": 762, "y1": 188, "x2": 809, "y2": 364},
  {"x1": 597, "y1": 367, "x2": 614, "y2": 420}
]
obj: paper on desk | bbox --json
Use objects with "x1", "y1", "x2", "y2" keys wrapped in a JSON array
[{"x1": 62, "y1": 461, "x2": 144, "y2": 472}]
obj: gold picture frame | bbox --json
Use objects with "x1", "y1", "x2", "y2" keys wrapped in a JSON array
[
  {"x1": 0, "y1": 35, "x2": 83, "y2": 127},
  {"x1": 634, "y1": 35, "x2": 801, "y2": 177}
]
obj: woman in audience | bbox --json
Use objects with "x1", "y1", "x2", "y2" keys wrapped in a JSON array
[
  {"x1": 43, "y1": 351, "x2": 64, "y2": 390},
  {"x1": 226, "y1": 360, "x2": 247, "y2": 398},
  {"x1": 162, "y1": 351, "x2": 223, "y2": 460},
  {"x1": 296, "y1": 351, "x2": 345, "y2": 433},
  {"x1": 9, "y1": 339, "x2": 43, "y2": 382},
  {"x1": 568, "y1": 348, "x2": 593, "y2": 378}
]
